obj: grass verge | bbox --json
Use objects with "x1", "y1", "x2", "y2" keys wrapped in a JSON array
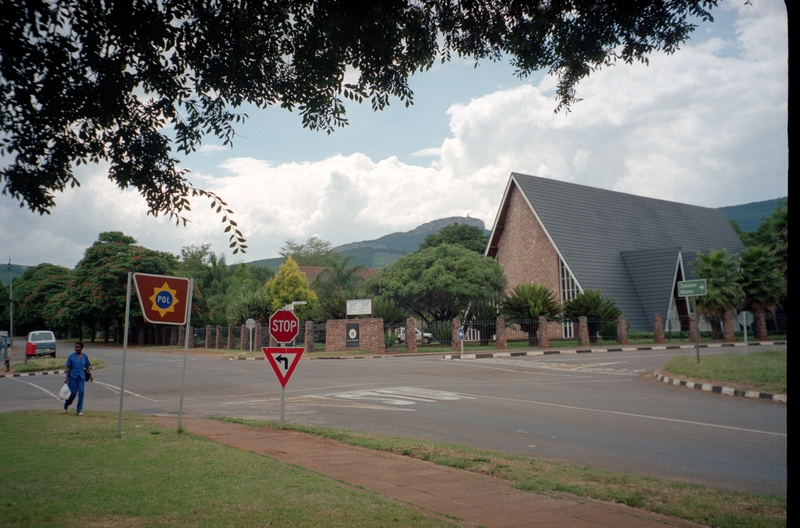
[
  {"x1": 11, "y1": 357, "x2": 106, "y2": 374},
  {"x1": 0, "y1": 411, "x2": 456, "y2": 527},
  {"x1": 213, "y1": 417, "x2": 786, "y2": 528},
  {"x1": 662, "y1": 349, "x2": 786, "y2": 394}
]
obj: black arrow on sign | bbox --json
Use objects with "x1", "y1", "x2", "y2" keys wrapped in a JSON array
[{"x1": 276, "y1": 355, "x2": 288, "y2": 370}]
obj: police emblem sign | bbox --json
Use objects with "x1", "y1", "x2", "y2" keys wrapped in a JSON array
[{"x1": 133, "y1": 273, "x2": 191, "y2": 325}]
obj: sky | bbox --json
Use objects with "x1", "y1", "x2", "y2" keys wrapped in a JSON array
[{"x1": 0, "y1": 0, "x2": 788, "y2": 269}]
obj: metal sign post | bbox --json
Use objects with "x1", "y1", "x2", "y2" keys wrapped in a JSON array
[
  {"x1": 678, "y1": 279, "x2": 707, "y2": 365},
  {"x1": 128, "y1": 273, "x2": 193, "y2": 435},
  {"x1": 176, "y1": 279, "x2": 194, "y2": 433},
  {"x1": 738, "y1": 311, "x2": 754, "y2": 356},
  {"x1": 246, "y1": 318, "x2": 256, "y2": 352},
  {"x1": 268, "y1": 309, "x2": 301, "y2": 429},
  {"x1": 118, "y1": 273, "x2": 133, "y2": 438}
]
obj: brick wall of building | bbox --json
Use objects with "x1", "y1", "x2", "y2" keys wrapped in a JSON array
[{"x1": 495, "y1": 184, "x2": 560, "y2": 294}]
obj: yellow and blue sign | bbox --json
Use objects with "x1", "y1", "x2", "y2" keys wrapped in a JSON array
[{"x1": 133, "y1": 273, "x2": 191, "y2": 325}]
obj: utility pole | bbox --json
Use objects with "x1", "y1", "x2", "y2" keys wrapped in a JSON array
[{"x1": 7, "y1": 259, "x2": 13, "y2": 339}]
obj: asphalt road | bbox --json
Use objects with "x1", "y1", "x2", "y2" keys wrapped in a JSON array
[{"x1": 1, "y1": 343, "x2": 786, "y2": 498}]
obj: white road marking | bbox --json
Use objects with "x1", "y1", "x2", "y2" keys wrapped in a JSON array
[
  {"x1": 10, "y1": 378, "x2": 61, "y2": 400},
  {"x1": 462, "y1": 392, "x2": 786, "y2": 437},
  {"x1": 330, "y1": 387, "x2": 476, "y2": 406},
  {"x1": 93, "y1": 380, "x2": 160, "y2": 402}
]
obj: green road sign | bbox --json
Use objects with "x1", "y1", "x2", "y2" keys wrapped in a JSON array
[{"x1": 678, "y1": 279, "x2": 708, "y2": 297}]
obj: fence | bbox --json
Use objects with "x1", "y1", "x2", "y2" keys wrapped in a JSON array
[{"x1": 130, "y1": 311, "x2": 786, "y2": 351}]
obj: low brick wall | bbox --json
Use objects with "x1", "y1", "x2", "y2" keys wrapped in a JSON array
[{"x1": 326, "y1": 318, "x2": 385, "y2": 354}]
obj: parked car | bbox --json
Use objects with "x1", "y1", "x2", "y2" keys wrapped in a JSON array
[
  {"x1": 25, "y1": 330, "x2": 57, "y2": 359},
  {"x1": 395, "y1": 327, "x2": 434, "y2": 344}
]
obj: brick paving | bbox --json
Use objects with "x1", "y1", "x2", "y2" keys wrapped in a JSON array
[{"x1": 149, "y1": 416, "x2": 702, "y2": 528}]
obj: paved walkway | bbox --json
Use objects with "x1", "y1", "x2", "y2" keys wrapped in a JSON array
[{"x1": 149, "y1": 416, "x2": 702, "y2": 528}]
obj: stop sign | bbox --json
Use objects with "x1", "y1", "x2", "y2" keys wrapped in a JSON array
[{"x1": 269, "y1": 309, "x2": 300, "y2": 343}]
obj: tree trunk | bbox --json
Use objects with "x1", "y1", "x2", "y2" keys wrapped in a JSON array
[{"x1": 753, "y1": 306, "x2": 768, "y2": 341}]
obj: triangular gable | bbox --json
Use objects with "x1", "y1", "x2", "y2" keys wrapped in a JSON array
[{"x1": 621, "y1": 247, "x2": 682, "y2": 328}]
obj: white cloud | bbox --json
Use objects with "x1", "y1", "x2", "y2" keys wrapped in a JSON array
[{"x1": 1, "y1": 1, "x2": 787, "y2": 268}]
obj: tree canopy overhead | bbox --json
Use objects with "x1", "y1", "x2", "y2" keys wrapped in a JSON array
[{"x1": 1, "y1": 0, "x2": 717, "y2": 252}]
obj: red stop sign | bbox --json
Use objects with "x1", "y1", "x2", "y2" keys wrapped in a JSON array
[{"x1": 269, "y1": 309, "x2": 300, "y2": 343}]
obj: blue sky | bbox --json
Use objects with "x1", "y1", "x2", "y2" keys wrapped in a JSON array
[{"x1": 1, "y1": 0, "x2": 788, "y2": 268}]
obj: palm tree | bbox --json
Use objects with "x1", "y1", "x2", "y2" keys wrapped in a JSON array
[
  {"x1": 691, "y1": 249, "x2": 744, "y2": 339},
  {"x1": 738, "y1": 247, "x2": 785, "y2": 340},
  {"x1": 562, "y1": 290, "x2": 621, "y2": 343},
  {"x1": 500, "y1": 284, "x2": 561, "y2": 345},
  {"x1": 312, "y1": 256, "x2": 367, "y2": 321}
]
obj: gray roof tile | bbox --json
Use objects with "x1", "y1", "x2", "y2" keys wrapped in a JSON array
[{"x1": 489, "y1": 173, "x2": 745, "y2": 330}]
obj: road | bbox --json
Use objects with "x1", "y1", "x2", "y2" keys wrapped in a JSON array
[{"x1": 1, "y1": 343, "x2": 786, "y2": 498}]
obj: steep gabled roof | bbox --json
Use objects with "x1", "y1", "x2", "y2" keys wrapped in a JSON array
[
  {"x1": 621, "y1": 247, "x2": 682, "y2": 328},
  {"x1": 487, "y1": 173, "x2": 745, "y2": 330}
]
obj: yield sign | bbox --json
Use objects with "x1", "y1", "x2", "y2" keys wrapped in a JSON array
[{"x1": 263, "y1": 347, "x2": 305, "y2": 388}]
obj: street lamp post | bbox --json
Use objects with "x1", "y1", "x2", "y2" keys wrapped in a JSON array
[{"x1": 286, "y1": 301, "x2": 307, "y2": 346}]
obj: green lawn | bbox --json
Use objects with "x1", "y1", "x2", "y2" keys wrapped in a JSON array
[
  {"x1": 10, "y1": 357, "x2": 106, "y2": 373},
  {"x1": 0, "y1": 411, "x2": 455, "y2": 528},
  {"x1": 662, "y1": 349, "x2": 786, "y2": 394}
]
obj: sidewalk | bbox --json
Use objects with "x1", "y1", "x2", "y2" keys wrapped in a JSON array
[{"x1": 149, "y1": 416, "x2": 703, "y2": 528}]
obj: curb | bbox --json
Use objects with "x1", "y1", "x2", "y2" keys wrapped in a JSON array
[
  {"x1": 0, "y1": 369, "x2": 67, "y2": 378},
  {"x1": 443, "y1": 340, "x2": 785, "y2": 360},
  {"x1": 651, "y1": 371, "x2": 786, "y2": 403}
]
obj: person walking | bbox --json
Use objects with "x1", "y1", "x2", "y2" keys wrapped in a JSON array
[{"x1": 64, "y1": 342, "x2": 92, "y2": 415}]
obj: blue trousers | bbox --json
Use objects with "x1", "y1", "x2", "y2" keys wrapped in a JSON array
[{"x1": 64, "y1": 377, "x2": 86, "y2": 413}]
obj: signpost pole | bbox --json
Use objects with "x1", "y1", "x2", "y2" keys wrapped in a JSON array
[
  {"x1": 177, "y1": 279, "x2": 194, "y2": 433},
  {"x1": 692, "y1": 298, "x2": 700, "y2": 364},
  {"x1": 743, "y1": 316, "x2": 749, "y2": 356},
  {"x1": 117, "y1": 272, "x2": 132, "y2": 438}
]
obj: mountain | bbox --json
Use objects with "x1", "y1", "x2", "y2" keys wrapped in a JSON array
[
  {"x1": 247, "y1": 216, "x2": 488, "y2": 271},
  {"x1": 331, "y1": 216, "x2": 488, "y2": 268},
  {"x1": 718, "y1": 197, "x2": 787, "y2": 233},
  {"x1": 246, "y1": 197, "x2": 787, "y2": 272}
]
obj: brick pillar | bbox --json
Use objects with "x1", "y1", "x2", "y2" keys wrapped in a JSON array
[
  {"x1": 305, "y1": 321, "x2": 315, "y2": 352},
  {"x1": 654, "y1": 314, "x2": 666, "y2": 344},
  {"x1": 215, "y1": 326, "x2": 222, "y2": 349},
  {"x1": 496, "y1": 317, "x2": 507, "y2": 350},
  {"x1": 162, "y1": 327, "x2": 169, "y2": 346},
  {"x1": 451, "y1": 318, "x2": 461, "y2": 351},
  {"x1": 254, "y1": 323, "x2": 262, "y2": 351},
  {"x1": 227, "y1": 325, "x2": 235, "y2": 349},
  {"x1": 171, "y1": 327, "x2": 179, "y2": 345},
  {"x1": 690, "y1": 313, "x2": 701, "y2": 343},
  {"x1": 617, "y1": 315, "x2": 628, "y2": 345},
  {"x1": 537, "y1": 316, "x2": 550, "y2": 348},
  {"x1": 240, "y1": 324, "x2": 248, "y2": 351},
  {"x1": 723, "y1": 311, "x2": 736, "y2": 342},
  {"x1": 405, "y1": 318, "x2": 418, "y2": 353},
  {"x1": 578, "y1": 316, "x2": 590, "y2": 346},
  {"x1": 204, "y1": 325, "x2": 212, "y2": 349}
]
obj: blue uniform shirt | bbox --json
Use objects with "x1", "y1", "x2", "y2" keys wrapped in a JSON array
[{"x1": 66, "y1": 352, "x2": 91, "y2": 380}]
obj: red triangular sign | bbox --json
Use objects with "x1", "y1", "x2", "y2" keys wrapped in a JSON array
[{"x1": 263, "y1": 347, "x2": 305, "y2": 388}]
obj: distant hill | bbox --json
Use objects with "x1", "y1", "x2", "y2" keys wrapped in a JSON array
[
  {"x1": 246, "y1": 198, "x2": 786, "y2": 272},
  {"x1": 0, "y1": 264, "x2": 30, "y2": 286},
  {"x1": 718, "y1": 197, "x2": 787, "y2": 233},
  {"x1": 247, "y1": 216, "x2": 489, "y2": 271},
  {"x1": 332, "y1": 216, "x2": 489, "y2": 268}
]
